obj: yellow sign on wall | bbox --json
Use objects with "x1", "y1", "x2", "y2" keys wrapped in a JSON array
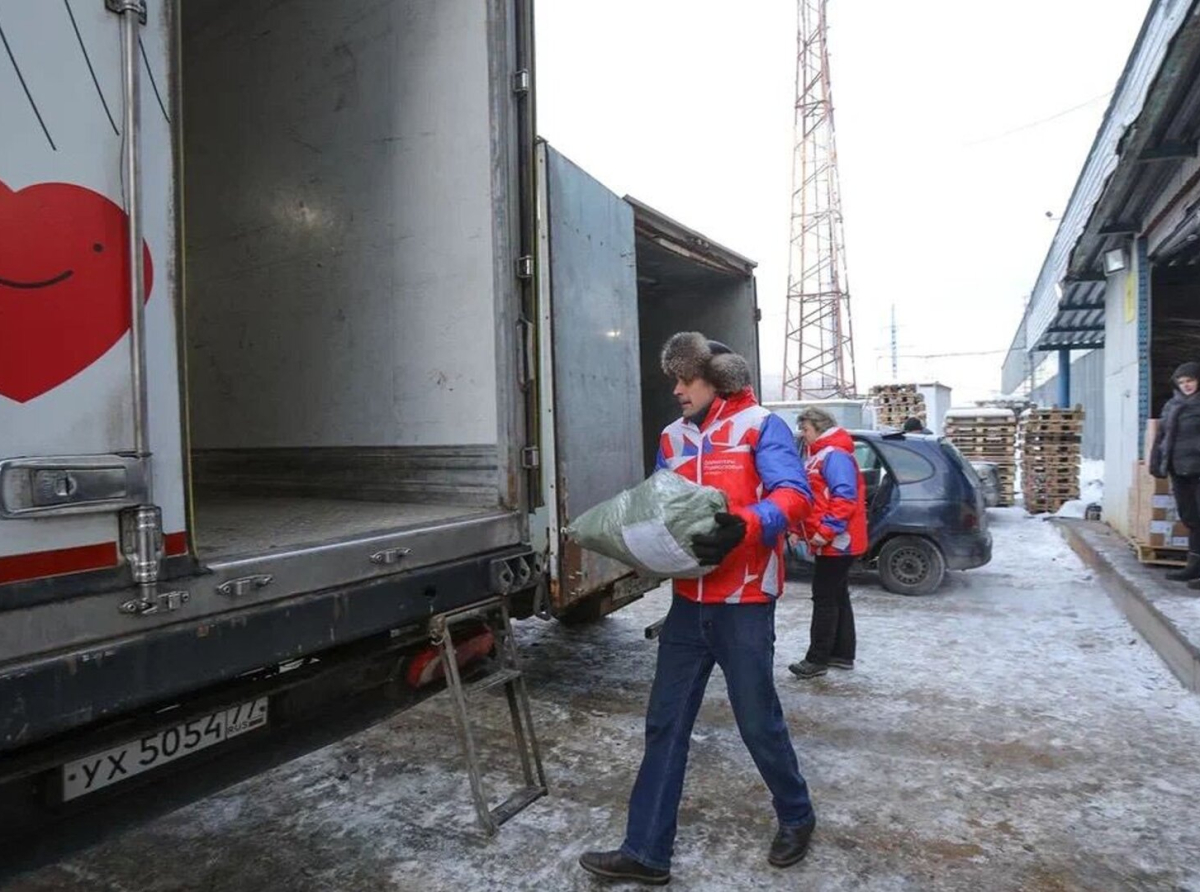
[{"x1": 1124, "y1": 269, "x2": 1135, "y2": 323}]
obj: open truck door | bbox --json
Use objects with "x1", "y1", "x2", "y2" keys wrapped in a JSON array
[
  {"x1": 0, "y1": 2, "x2": 188, "y2": 606},
  {"x1": 534, "y1": 144, "x2": 653, "y2": 620},
  {"x1": 533, "y1": 143, "x2": 762, "y2": 622}
]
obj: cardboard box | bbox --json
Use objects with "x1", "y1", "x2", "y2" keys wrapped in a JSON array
[
  {"x1": 1150, "y1": 534, "x2": 1191, "y2": 548},
  {"x1": 1148, "y1": 520, "x2": 1190, "y2": 547},
  {"x1": 1131, "y1": 461, "x2": 1167, "y2": 539},
  {"x1": 1152, "y1": 536, "x2": 1192, "y2": 548},
  {"x1": 1130, "y1": 460, "x2": 1181, "y2": 542},
  {"x1": 1151, "y1": 493, "x2": 1179, "y2": 522},
  {"x1": 1133, "y1": 461, "x2": 1171, "y2": 494},
  {"x1": 1144, "y1": 418, "x2": 1159, "y2": 464}
]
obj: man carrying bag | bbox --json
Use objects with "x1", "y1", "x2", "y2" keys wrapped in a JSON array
[{"x1": 579, "y1": 332, "x2": 818, "y2": 886}]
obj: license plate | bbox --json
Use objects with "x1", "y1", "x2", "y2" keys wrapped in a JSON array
[{"x1": 61, "y1": 697, "x2": 268, "y2": 801}]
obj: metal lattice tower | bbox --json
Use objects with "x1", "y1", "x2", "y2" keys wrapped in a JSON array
[{"x1": 782, "y1": 0, "x2": 857, "y2": 400}]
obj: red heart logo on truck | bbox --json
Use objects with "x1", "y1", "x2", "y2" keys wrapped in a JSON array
[{"x1": 0, "y1": 179, "x2": 153, "y2": 403}]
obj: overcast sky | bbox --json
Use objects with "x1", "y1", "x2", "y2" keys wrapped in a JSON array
[{"x1": 536, "y1": 0, "x2": 1150, "y2": 403}]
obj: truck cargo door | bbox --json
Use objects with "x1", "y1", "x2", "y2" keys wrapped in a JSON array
[
  {"x1": 535, "y1": 144, "x2": 646, "y2": 614},
  {"x1": 0, "y1": 1, "x2": 187, "y2": 598}
]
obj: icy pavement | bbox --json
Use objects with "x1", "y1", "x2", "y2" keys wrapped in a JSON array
[{"x1": 8, "y1": 508, "x2": 1200, "y2": 892}]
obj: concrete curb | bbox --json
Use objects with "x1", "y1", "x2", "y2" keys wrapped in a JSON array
[{"x1": 1054, "y1": 519, "x2": 1200, "y2": 693}]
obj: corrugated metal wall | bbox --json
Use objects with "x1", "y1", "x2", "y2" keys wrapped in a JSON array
[{"x1": 1029, "y1": 350, "x2": 1105, "y2": 459}]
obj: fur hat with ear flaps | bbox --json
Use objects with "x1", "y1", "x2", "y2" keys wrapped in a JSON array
[{"x1": 660, "y1": 331, "x2": 753, "y2": 396}]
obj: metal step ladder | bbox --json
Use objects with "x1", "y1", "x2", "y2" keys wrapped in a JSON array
[{"x1": 431, "y1": 596, "x2": 547, "y2": 834}]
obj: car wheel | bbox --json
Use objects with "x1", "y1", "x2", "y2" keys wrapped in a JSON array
[{"x1": 878, "y1": 536, "x2": 946, "y2": 595}]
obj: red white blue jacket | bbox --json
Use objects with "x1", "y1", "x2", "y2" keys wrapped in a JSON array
[
  {"x1": 800, "y1": 427, "x2": 868, "y2": 557},
  {"x1": 657, "y1": 389, "x2": 813, "y2": 604}
]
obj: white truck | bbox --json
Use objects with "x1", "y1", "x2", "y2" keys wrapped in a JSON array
[{"x1": 0, "y1": 0, "x2": 760, "y2": 823}]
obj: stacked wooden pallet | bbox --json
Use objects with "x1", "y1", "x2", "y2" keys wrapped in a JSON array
[
  {"x1": 868, "y1": 384, "x2": 927, "y2": 430},
  {"x1": 944, "y1": 407, "x2": 1017, "y2": 506},
  {"x1": 1019, "y1": 407, "x2": 1083, "y2": 514}
]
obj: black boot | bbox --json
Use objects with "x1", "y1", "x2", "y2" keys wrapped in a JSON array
[
  {"x1": 1166, "y1": 553, "x2": 1200, "y2": 581},
  {"x1": 788, "y1": 660, "x2": 828, "y2": 679},
  {"x1": 579, "y1": 850, "x2": 670, "y2": 885},
  {"x1": 769, "y1": 818, "x2": 816, "y2": 867}
]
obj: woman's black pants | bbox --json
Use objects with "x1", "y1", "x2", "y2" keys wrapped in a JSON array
[
  {"x1": 806, "y1": 555, "x2": 857, "y2": 665},
  {"x1": 1171, "y1": 474, "x2": 1200, "y2": 554}
]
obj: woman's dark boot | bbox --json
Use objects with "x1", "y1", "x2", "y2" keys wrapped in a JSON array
[{"x1": 1166, "y1": 553, "x2": 1200, "y2": 581}]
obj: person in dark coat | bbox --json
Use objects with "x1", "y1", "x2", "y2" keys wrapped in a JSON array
[
  {"x1": 1150, "y1": 361, "x2": 1200, "y2": 583},
  {"x1": 902, "y1": 416, "x2": 932, "y2": 434}
]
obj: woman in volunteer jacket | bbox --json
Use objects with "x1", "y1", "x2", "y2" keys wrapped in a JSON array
[
  {"x1": 788, "y1": 407, "x2": 867, "y2": 680},
  {"x1": 580, "y1": 332, "x2": 818, "y2": 886}
]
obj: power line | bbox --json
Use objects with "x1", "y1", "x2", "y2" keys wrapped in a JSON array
[
  {"x1": 964, "y1": 90, "x2": 1113, "y2": 147},
  {"x1": 886, "y1": 348, "x2": 1008, "y2": 360}
]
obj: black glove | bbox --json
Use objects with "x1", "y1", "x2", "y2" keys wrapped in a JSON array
[{"x1": 692, "y1": 512, "x2": 747, "y2": 566}]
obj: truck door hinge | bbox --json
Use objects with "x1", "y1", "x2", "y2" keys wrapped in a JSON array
[
  {"x1": 516, "y1": 255, "x2": 534, "y2": 280},
  {"x1": 105, "y1": 0, "x2": 147, "y2": 23},
  {"x1": 120, "y1": 504, "x2": 164, "y2": 585},
  {"x1": 522, "y1": 446, "x2": 540, "y2": 470},
  {"x1": 754, "y1": 307, "x2": 763, "y2": 322},
  {"x1": 512, "y1": 69, "x2": 531, "y2": 96}
]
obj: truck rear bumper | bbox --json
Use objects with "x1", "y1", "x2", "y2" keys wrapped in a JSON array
[{"x1": 0, "y1": 547, "x2": 533, "y2": 755}]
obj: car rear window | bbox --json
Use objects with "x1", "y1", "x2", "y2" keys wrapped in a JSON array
[
  {"x1": 877, "y1": 442, "x2": 935, "y2": 484},
  {"x1": 939, "y1": 439, "x2": 981, "y2": 486}
]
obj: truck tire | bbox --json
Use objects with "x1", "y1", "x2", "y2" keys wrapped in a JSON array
[{"x1": 878, "y1": 536, "x2": 945, "y2": 596}]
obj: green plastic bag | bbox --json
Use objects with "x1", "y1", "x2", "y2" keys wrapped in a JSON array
[{"x1": 564, "y1": 470, "x2": 727, "y2": 578}]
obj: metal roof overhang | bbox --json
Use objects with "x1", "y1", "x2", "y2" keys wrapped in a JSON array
[
  {"x1": 1036, "y1": 280, "x2": 1107, "y2": 350},
  {"x1": 1027, "y1": 0, "x2": 1200, "y2": 352}
]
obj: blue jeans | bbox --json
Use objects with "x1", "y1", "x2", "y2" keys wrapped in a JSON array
[{"x1": 620, "y1": 596, "x2": 815, "y2": 870}]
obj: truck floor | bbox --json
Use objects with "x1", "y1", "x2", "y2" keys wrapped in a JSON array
[{"x1": 192, "y1": 495, "x2": 497, "y2": 559}]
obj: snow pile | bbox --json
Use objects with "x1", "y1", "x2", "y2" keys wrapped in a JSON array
[
  {"x1": 1055, "y1": 459, "x2": 1105, "y2": 519},
  {"x1": 1080, "y1": 459, "x2": 1104, "y2": 503}
]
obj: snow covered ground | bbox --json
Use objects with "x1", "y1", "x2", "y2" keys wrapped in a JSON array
[{"x1": 9, "y1": 509, "x2": 1200, "y2": 892}]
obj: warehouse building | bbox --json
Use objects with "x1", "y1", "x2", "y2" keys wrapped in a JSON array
[{"x1": 1003, "y1": 0, "x2": 1200, "y2": 535}]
